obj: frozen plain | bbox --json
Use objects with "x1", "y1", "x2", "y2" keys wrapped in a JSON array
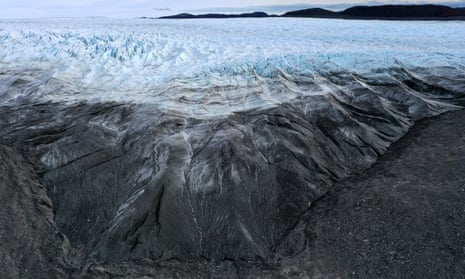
[{"x1": 1, "y1": 18, "x2": 465, "y2": 115}]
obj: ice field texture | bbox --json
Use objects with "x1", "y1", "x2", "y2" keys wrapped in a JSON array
[{"x1": 1, "y1": 18, "x2": 464, "y2": 116}]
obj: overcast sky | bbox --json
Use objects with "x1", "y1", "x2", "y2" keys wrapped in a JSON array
[{"x1": 0, "y1": 0, "x2": 464, "y2": 18}]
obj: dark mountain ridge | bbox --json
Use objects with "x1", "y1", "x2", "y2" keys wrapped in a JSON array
[
  {"x1": 342, "y1": 4, "x2": 465, "y2": 17},
  {"x1": 159, "y1": 4, "x2": 465, "y2": 20},
  {"x1": 159, "y1": 11, "x2": 271, "y2": 19}
]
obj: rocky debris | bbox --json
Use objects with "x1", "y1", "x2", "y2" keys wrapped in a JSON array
[
  {"x1": 273, "y1": 109, "x2": 465, "y2": 278},
  {"x1": 0, "y1": 145, "x2": 74, "y2": 278}
]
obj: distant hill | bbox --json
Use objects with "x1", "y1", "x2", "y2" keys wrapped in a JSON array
[
  {"x1": 159, "y1": 4, "x2": 465, "y2": 20},
  {"x1": 283, "y1": 4, "x2": 465, "y2": 19},
  {"x1": 281, "y1": 8, "x2": 338, "y2": 18},
  {"x1": 159, "y1": 11, "x2": 270, "y2": 19}
]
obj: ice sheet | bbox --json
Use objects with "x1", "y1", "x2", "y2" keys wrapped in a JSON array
[{"x1": 0, "y1": 18, "x2": 464, "y2": 116}]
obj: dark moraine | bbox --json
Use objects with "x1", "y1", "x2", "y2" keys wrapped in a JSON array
[{"x1": 0, "y1": 66, "x2": 464, "y2": 277}]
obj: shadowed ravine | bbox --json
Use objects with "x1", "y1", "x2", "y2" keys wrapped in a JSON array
[{"x1": 1, "y1": 65, "x2": 464, "y2": 275}]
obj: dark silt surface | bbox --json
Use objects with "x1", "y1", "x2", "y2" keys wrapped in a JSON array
[
  {"x1": 273, "y1": 108, "x2": 465, "y2": 278},
  {"x1": 0, "y1": 108, "x2": 464, "y2": 278}
]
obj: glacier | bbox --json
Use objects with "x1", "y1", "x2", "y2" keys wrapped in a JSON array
[
  {"x1": 1, "y1": 18, "x2": 464, "y2": 116},
  {"x1": 0, "y1": 18, "x2": 465, "y2": 264}
]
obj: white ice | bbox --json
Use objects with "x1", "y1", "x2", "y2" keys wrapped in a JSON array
[{"x1": 0, "y1": 18, "x2": 464, "y2": 116}]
